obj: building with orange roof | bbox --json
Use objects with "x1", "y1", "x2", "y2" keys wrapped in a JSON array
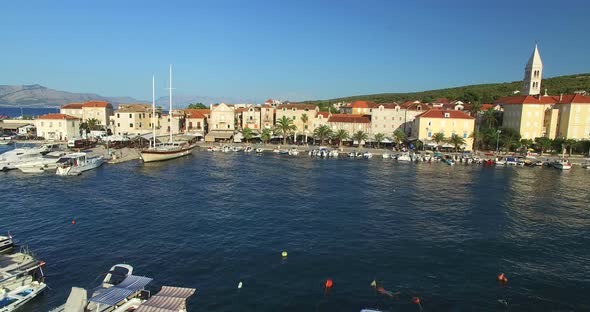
[
  {"x1": 206, "y1": 103, "x2": 235, "y2": 142},
  {"x1": 34, "y1": 114, "x2": 82, "y2": 141},
  {"x1": 412, "y1": 109, "x2": 476, "y2": 151},
  {"x1": 495, "y1": 44, "x2": 590, "y2": 140},
  {"x1": 59, "y1": 101, "x2": 114, "y2": 126},
  {"x1": 327, "y1": 114, "x2": 371, "y2": 138},
  {"x1": 109, "y1": 104, "x2": 159, "y2": 136},
  {"x1": 276, "y1": 103, "x2": 319, "y2": 137}
]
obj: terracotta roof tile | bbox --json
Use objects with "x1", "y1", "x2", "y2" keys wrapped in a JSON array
[
  {"x1": 415, "y1": 109, "x2": 474, "y2": 120},
  {"x1": 328, "y1": 114, "x2": 371, "y2": 123},
  {"x1": 82, "y1": 101, "x2": 112, "y2": 108},
  {"x1": 316, "y1": 112, "x2": 330, "y2": 118},
  {"x1": 37, "y1": 113, "x2": 80, "y2": 120},
  {"x1": 61, "y1": 103, "x2": 84, "y2": 109},
  {"x1": 277, "y1": 103, "x2": 318, "y2": 110}
]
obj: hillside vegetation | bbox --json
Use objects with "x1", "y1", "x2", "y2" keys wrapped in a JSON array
[{"x1": 302, "y1": 73, "x2": 590, "y2": 111}]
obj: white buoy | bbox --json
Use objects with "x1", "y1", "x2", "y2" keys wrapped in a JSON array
[{"x1": 238, "y1": 281, "x2": 243, "y2": 289}]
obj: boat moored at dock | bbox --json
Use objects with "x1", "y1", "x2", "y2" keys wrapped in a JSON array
[
  {"x1": 0, "y1": 247, "x2": 47, "y2": 312},
  {"x1": 55, "y1": 153, "x2": 104, "y2": 176}
]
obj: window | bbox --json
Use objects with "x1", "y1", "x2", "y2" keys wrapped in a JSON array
[
  {"x1": 197, "y1": 122, "x2": 201, "y2": 129},
  {"x1": 463, "y1": 132, "x2": 467, "y2": 138},
  {"x1": 227, "y1": 125, "x2": 230, "y2": 129},
  {"x1": 292, "y1": 108, "x2": 296, "y2": 112},
  {"x1": 129, "y1": 114, "x2": 132, "y2": 118},
  {"x1": 117, "y1": 123, "x2": 120, "y2": 127},
  {"x1": 428, "y1": 131, "x2": 432, "y2": 137},
  {"x1": 49, "y1": 122, "x2": 53, "y2": 127},
  {"x1": 130, "y1": 123, "x2": 133, "y2": 127},
  {"x1": 292, "y1": 116, "x2": 296, "y2": 120},
  {"x1": 305, "y1": 125, "x2": 308, "y2": 129},
  {"x1": 117, "y1": 113, "x2": 120, "y2": 118},
  {"x1": 428, "y1": 121, "x2": 432, "y2": 126},
  {"x1": 139, "y1": 122, "x2": 142, "y2": 127},
  {"x1": 40, "y1": 122, "x2": 44, "y2": 126}
]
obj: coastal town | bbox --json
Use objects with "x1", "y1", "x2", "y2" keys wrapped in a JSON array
[{"x1": 1, "y1": 45, "x2": 589, "y2": 172}]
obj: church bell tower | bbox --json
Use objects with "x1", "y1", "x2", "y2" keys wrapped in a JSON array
[{"x1": 522, "y1": 43, "x2": 543, "y2": 96}]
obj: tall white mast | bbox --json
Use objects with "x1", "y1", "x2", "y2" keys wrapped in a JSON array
[
  {"x1": 169, "y1": 64, "x2": 173, "y2": 143},
  {"x1": 152, "y1": 75, "x2": 156, "y2": 148}
]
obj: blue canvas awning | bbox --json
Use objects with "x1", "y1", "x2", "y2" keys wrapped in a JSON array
[{"x1": 88, "y1": 275, "x2": 153, "y2": 306}]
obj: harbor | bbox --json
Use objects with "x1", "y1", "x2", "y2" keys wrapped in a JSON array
[{"x1": 1, "y1": 149, "x2": 590, "y2": 311}]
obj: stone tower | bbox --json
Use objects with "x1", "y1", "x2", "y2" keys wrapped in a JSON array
[{"x1": 522, "y1": 43, "x2": 543, "y2": 96}]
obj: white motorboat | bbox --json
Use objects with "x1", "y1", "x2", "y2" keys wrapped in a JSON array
[
  {"x1": 135, "y1": 286, "x2": 196, "y2": 312},
  {"x1": 244, "y1": 146, "x2": 253, "y2": 153},
  {"x1": 581, "y1": 160, "x2": 590, "y2": 169},
  {"x1": 50, "y1": 264, "x2": 153, "y2": 312},
  {"x1": 0, "y1": 233, "x2": 14, "y2": 254},
  {"x1": 288, "y1": 148, "x2": 299, "y2": 156},
  {"x1": 329, "y1": 150, "x2": 339, "y2": 158},
  {"x1": 231, "y1": 146, "x2": 243, "y2": 152},
  {"x1": 56, "y1": 153, "x2": 104, "y2": 176},
  {"x1": 255, "y1": 148, "x2": 264, "y2": 153},
  {"x1": 0, "y1": 140, "x2": 12, "y2": 146},
  {"x1": 0, "y1": 250, "x2": 47, "y2": 312},
  {"x1": 0, "y1": 144, "x2": 62, "y2": 171},
  {"x1": 505, "y1": 157, "x2": 518, "y2": 166},
  {"x1": 16, "y1": 151, "x2": 67, "y2": 174},
  {"x1": 140, "y1": 69, "x2": 196, "y2": 163},
  {"x1": 397, "y1": 153, "x2": 411, "y2": 161},
  {"x1": 552, "y1": 159, "x2": 572, "y2": 170},
  {"x1": 363, "y1": 152, "x2": 373, "y2": 159},
  {"x1": 206, "y1": 146, "x2": 219, "y2": 152},
  {"x1": 272, "y1": 148, "x2": 280, "y2": 153},
  {"x1": 495, "y1": 157, "x2": 506, "y2": 166},
  {"x1": 382, "y1": 152, "x2": 390, "y2": 159}
]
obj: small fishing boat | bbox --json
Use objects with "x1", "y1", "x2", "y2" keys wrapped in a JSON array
[
  {"x1": 272, "y1": 148, "x2": 280, "y2": 153},
  {"x1": 50, "y1": 264, "x2": 152, "y2": 312},
  {"x1": 0, "y1": 233, "x2": 14, "y2": 254},
  {"x1": 231, "y1": 146, "x2": 243, "y2": 152},
  {"x1": 255, "y1": 148, "x2": 264, "y2": 153},
  {"x1": 397, "y1": 153, "x2": 411, "y2": 161},
  {"x1": 0, "y1": 250, "x2": 47, "y2": 312},
  {"x1": 288, "y1": 148, "x2": 299, "y2": 156},
  {"x1": 55, "y1": 153, "x2": 104, "y2": 176},
  {"x1": 505, "y1": 157, "x2": 518, "y2": 166},
  {"x1": 495, "y1": 157, "x2": 506, "y2": 166},
  {"x1": 244, "y1": 146, "x2": 253, "y2": 153},
  {"x1": 348, "y1": 152, "x2": 356, "y2": 158},
  {"x1": 363, "y1": 152, "x2": 373, "y2": 159},
  {"x1": 329, "y1": 150, "x2": 339, "y2": 158},
  {"x1": 445, "y1": 158, "x2": 455, "y2": 166},
  {"x1": 581, "y1": 160, "x2": 590, "y2": 169}
]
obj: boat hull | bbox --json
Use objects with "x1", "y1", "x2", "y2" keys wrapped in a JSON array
[
  {"x1": 0, "y1": 282, "x2": 46, "y2": 312},
  {"x1": 140, "y1": 146, "x2": 194, "y2": 163},
  {"x1": 56, "y1": 157, "x2": 104, "y2": 176}
]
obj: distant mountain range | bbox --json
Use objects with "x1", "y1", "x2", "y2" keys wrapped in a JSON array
[
  {"x1": 0, "y1": 84, "x2": 140, "y2": 108},
  {"x1": 0, "y1": 84, "x2": 259, "y2": 108}
]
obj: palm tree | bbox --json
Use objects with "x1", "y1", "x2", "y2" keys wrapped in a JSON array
[
  {"x1": 483, "y1": 108, "x2": 497, "y2": 128},
  {"x1": 300, "y1": 113, "x2": 309, "y2": 130},
  {"x1": 313, "y1": 124, "x2": 332, "y2": 145},
  {"x1": 373, "y1": 133, "x2": 385, "y2": 149},
  {"x1": 275, "y1": 116, "x2": 297, "y2": 145},
  {"x1": 333, "y1": 129, "x2": 349, "y2": 148},
  {"x1": 448, "y1": 134, "x2": 465, "y2": 152},
  {"x1": 392, "y1": 129, "x2": 406, "y2": 148},
  {"x1": 241, "y1": 127, "x2": 253, "y2": 143},
  {"x1": 261, "y1": 128, "x2": 272, "y2": 144},
  {"x1": 565, "y1": 139, "x2": 577, "y2": 156},
  {"x1": 352, "y1": 130, "x2": 368, "y2": 147},
  {"x1": 469, "y1": 131, "x2": 482, "y2": 152},
  {"x1": 534, "y1": 137, "x2": 552, "y2": 156},
  {"x1": 80, "y1": 118, "x2": 102, "y2": 134},
  {"x1": 432, "y1": 132, "x2": 445, "y2": 150},
  {"x1": 520, "y1": 139, "x2": 534, "y2": 153}
]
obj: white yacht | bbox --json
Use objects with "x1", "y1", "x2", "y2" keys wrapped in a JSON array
[
  {"x1": 397, "y1": 153, "x2": 411, "y2": 161},
  {"x1": 288, "y1": 148, "x2": 299, "y2": 156},
  {"x1": 140, "y1": 67, "x2": 196, "y2": 163},
  {"x1": 0, "y1": 250, "x2": 47, "y2": 312},
  {"x1": 0, "y1": 144, "x2": 61, "y2": 171},
  {"x1": 16, "y1": 151, "x2": 67, "y2": 173},
  {"x1": 55, "y1": 153, "x2": 104, "y2": 176},
  {"x1": 495, "y1": 157, "x2": 506, "y2": 166}
]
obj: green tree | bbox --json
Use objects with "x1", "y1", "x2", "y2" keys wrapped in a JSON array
[
  {"x1": 534, "y1": 137, "x2": 552, "y2": 156},
  {"x1": 313, "y1": 124, "x2": 332, "y2": 145},
  {"x1": 333, "y1": 129, "x2": 349, "y2": 148},
  {"x1": 483, "y1": 108, "x2": 497, "y2": 128},
  {"x1": 261, "y1": 128, "x2": 272, "y2": 144},
  {"x1": 499, "y1": 127, "x2": 521, "y2": 152},
  {"x1": 241, "y1": 127, "x2": 253, "y2": 143},
  {"x1": 373, "y1": 133, "x2": 385, "y2": 149},
  {"x1": 275, "y1": 116, "x2": 297, "y2": 145},
  {"x1": 552, "y1": 137, "x2": 566, "y2": 154},
  {"x1": 352, "y1": 130, "x2": 368, "y2": 147},
  {"x1": 564, "y1": 139, "x2": 577, "y2": 156},
  {"x1": 448, "y1": 134, "x2": 466, "y2": 152},
  {"x1": 469, "y1": 131, "x2": 482, "y2": 151},
  {"x1": 300, "y1": 113, "x2": 309, "y2": 131},
  {"x1": 187, "y1": 103, "x2": 207, "y2": 109},
  {"x1": 80, "y1": 118, "x2": 102, "y2": 133},
  {"x1": 432, "y1": 132, "x2": 445, "y2": 149},
  {"x1": 392, "y1": 129, "x2": 406, "y2": 147}
]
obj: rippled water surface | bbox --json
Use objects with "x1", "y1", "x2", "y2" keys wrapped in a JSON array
[{"x1": 1, "y1": 147, "x2": 589, "y2": 311}]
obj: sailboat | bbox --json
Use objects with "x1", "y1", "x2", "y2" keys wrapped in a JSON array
[{"x1": 140, "y1": 65, "x2": 196, "y2": 163}]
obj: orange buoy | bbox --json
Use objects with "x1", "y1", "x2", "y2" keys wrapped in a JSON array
[
  {"x1": 377, "y1": 287, "x2": 385, "y2": 293},
  {"x1": 498, "y1": 273, "x2": 508, "y2": 283},
  {"x1": 412, "y1": 297, "x2": 421, "y2": 305},
  {"x1": 71, "y1": 220, "x2": 76, "y2": 225},
  {"x1": 325, "y1": 279, "x2": 333, "y2": 289}
]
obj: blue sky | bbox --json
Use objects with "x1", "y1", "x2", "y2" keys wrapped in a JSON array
[{"x1": 2, "y1": 0, "x2": 589, "y2": 102}]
